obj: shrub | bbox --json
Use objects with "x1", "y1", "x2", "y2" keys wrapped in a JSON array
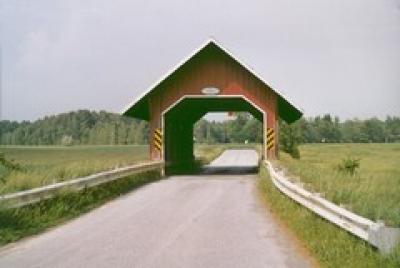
[
  {"x1": 337, "y1": 158, "x2": 360, "y2": 176},
  {"x1": 0, "y1": 152, "x2": 23, "y2": 183},
  {"x1": 290, "y1": 145, "x2": 300, "y2": 159}
]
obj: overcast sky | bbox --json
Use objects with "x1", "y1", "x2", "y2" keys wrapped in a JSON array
[{"x1": 1, "y1": 0, "x2": 399, "y2": 122}]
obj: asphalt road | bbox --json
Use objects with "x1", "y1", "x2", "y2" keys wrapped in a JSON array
[
  {"x1": 203, "y1": 149, "x2": 259, "y2": 174},
  {"x1": 0, "y1": 149, "x2": 311, "y2": 268}
]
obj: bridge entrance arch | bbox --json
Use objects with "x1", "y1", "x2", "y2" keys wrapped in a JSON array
[{"x1": 163, "y1": 96, "x2": 265, "y2": 172}]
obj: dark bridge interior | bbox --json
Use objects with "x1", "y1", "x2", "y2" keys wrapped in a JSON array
[{"x1": 164, "y1": 97, "x2": 263, "y2": 174}]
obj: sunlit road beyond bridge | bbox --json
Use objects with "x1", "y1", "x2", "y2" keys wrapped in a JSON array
[{"x1": 0, "y1": 149, "x2": 311, "y2": 268}]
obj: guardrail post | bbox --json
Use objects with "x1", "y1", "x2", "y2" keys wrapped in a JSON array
[{"x1": 368, "y1": 223, "x2": 400, "y2": 253}]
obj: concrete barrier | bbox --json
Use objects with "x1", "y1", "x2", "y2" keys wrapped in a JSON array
[
  {"x1": 263, "y1": 160, "x2": 400, "y2": 253},
  {"x1": 0, "y1": 161, "x2": 164, "y2": 209}
]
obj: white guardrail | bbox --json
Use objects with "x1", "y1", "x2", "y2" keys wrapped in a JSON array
[
  {"x1": 263, "y1": 160, "x2": 400, "y2": 253},
  {"x1": 0, "y1": 161, "x2": 164, "y2": 209}
]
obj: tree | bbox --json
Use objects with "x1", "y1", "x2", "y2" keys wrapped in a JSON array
[
  {"x1": 342, "y1": 119, "x2": 363, "y2": 142},
  {"x1": 297, "y1": 117, "x2": 319, "y2": 143},
  {"x1": 385, "y1": 116, "x2": 400, "y2": 142},
  {"x1": 361, "y1": 118, "x2": 385, "y2": 142},
  {"x1": 279, "y1": 120, "x2": 301, "y2": 158}
]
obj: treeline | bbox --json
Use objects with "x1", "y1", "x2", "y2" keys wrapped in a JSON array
[
  {"x1": 0, "y1": 110, "x2": 148, "y2": 145},
  {"x1": 194, "y1": 114, "x2": 263, "y2": 144},
  {"x1": 0, "y1": 110, "x2": 399, "y2": 146},
  {"x1": 194, "y1": 113, "x2": 400, "y2": 144},
  {"x1": 292, "y1": 114, "x2": 400, "y2": 143}
]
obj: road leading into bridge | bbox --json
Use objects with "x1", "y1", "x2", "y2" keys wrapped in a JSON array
[{"x1": 0, "y1": 149, "x2": 311, "y2": 268}]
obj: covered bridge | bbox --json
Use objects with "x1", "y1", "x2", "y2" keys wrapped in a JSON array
[{"x1": 122, "y1": 39, "x2": 302, "y2": 172}]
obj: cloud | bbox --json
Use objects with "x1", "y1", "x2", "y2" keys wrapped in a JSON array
[{"x1": 2, "y1": 0, "x2": 400, "y2": 121}]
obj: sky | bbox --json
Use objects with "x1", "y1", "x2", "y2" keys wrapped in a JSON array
[{"x1": 1, "y1": 0, "x2": 400, "y2": 122}]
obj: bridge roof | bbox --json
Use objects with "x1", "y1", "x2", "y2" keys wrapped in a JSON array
[{"x1": 122, "y1": 38, "x2": 303, "y2": 123}]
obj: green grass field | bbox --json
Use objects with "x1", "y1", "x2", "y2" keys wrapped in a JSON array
[
  {"x1": 259, "y1": 143, "x2": 400, "y2": 267},
  {"x1": 276, "y1": 143, "x2": 400, "y2": 227},
  {"x1": 0, "y1": 145, "x2": 150, "y2": 194}
]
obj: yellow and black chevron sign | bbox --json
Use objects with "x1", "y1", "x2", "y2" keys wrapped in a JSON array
[
  {"x1": 266, "y1": 128, "x2": 274, "y2": 150},
  {"x1": 153, "y1": 128, "x2": 162, "y2": 151}
]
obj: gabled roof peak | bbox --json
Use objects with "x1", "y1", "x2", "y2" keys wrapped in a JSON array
[{"x1": 122, "y1": 38, "x2": 303, "y2": 123}]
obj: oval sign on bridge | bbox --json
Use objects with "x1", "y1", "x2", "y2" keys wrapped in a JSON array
[{"x1": 201, "y1": 87, "x2": 220, "y2": 95}]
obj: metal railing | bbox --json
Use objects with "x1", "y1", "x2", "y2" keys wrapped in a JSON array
[
  {"x1": 0, "y1": 161, "x2": 164, "y2": 209},
  {"x1": 263, "y1": 160, "x2": 400, "y2": 253}
]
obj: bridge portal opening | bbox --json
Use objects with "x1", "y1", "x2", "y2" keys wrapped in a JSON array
[
  {"x1": 163, "y1": 96, "x2": 264, "y2": 174},
  {"x1": 194, "y1": 112, "x2": 263, "y2": 145},
  {"x1": 194, "y1": 112, "x2": 263, "y2": 174}
]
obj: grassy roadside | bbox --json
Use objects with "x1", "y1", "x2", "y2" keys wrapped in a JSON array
[
  {"x1": 277, "y1": 144, "x2": 400, "y2": 227},
  {"x1": 257, "y1": 163, "x2": 400, "y2": 267},
  {"x1": 0, "y1": 170, "x2": 161, "y2": 246},
  {"x1": 0, "y1": 145, "x2": 149, "y2": 194}
]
